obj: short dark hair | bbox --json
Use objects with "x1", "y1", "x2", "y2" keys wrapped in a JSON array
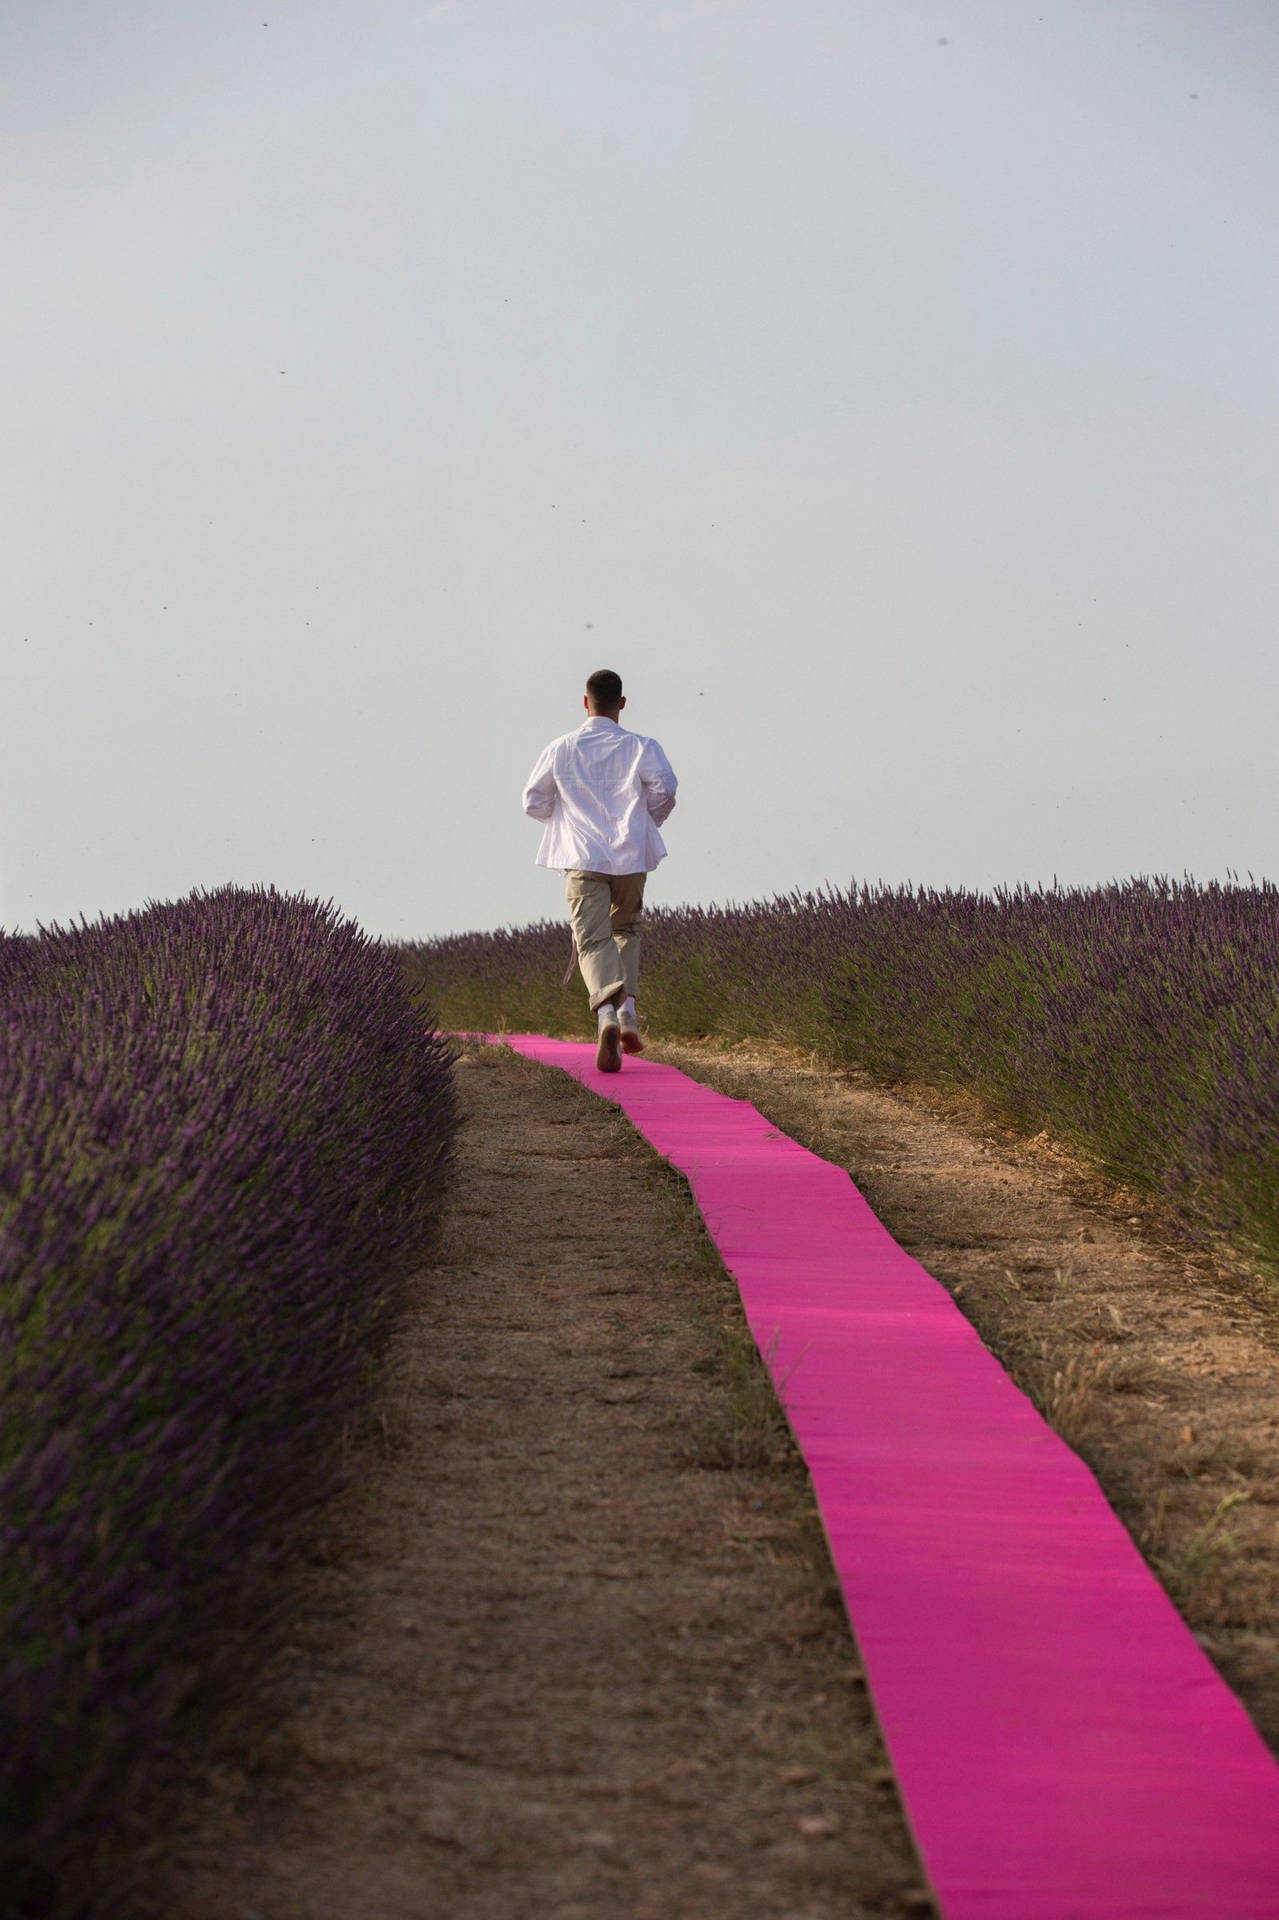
[{"x1": 586, "y1": 668, "x2": 623, "y2": 707}]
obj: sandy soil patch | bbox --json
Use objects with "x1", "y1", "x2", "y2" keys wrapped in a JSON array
[
  {"x1": 648, "y1": 1037, "x2": 1279, "y2": 1751},
  {"x1": 139, "y1": 1045, "x2": 929, "y2": 1920}
]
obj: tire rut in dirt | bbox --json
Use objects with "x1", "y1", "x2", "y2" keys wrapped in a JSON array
[{"x1": 149, "y1": 1045, "x2": 928, "y2": 1920}]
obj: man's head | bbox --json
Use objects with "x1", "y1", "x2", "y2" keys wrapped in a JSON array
[{"x1": 584, "y1": 668, "x2": 625, "y2": 719}]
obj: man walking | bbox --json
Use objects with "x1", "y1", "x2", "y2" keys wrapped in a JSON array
[{"x1": 523, "y1": 670, "x2": 678, "y2": 1073}]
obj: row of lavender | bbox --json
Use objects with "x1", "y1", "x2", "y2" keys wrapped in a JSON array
[
  {"x1": 400, "y1": 877, "x2": 1279, "y2": 1276},
  {"x1": 2, "y1": 886, "x2": 456, "y2": 1905}
]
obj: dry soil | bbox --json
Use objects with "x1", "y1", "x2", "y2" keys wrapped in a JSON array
[
  {"x1": 142, "y1": 1044, "x2": 931, "y2": 1920},
  {"x1": 133, "y1": 1032, "x2": 1279, "y2": 1919},
  {"x1": 649, "y1": 1037, "x2": 1279, "y2": 1751}
]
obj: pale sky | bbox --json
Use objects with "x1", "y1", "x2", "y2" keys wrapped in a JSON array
[{"x1": 4, "y1": 1, "x2": 1278, "y2": 940}]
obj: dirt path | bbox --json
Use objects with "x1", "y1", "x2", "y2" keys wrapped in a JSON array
[
  {"x1": 649, "y1": 1038, "x2": 1279, "y2": 1752},
  {"x1": 141, "y1": 1032, "x2": 1279, "y2": 1918},
  {"x1": 147, "y1": 1045, "x2": 928, "y2": 1920}
]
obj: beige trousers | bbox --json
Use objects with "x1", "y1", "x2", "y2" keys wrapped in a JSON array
[{"x1": 565, "y1": 870, "x2": 646, "y2": 1013}]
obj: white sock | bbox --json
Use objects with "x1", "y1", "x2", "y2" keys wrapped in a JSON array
[
  {"x1": 620, "y1": 996, "x2": 636, "y2": 1018},
  {"x1": 597, "y1": 1002, "x2": 616, "y2": 1027}
]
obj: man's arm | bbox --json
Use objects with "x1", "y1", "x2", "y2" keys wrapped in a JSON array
[
  {"x1": 641, "y1": 741, "x2": 677, "y2": 826},
  {"x1": 522, "y1": 743, "x2": 558, "y2": 821}
]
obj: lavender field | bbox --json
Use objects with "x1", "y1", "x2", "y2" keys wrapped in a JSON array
[
  {"x1": 1, "y1": 886, "x2": 456, "y2": 1907},
  {"x1": 401, "y1": 878, "x2": 1279, "y2": 1279}
]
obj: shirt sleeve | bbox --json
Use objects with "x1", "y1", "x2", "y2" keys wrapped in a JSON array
[
  {"x1": 641, "y1": 740, "x2": 678, "y2": 826},
  {"x1": 522, "y1": 743, "x2": 558, "y2": 821}
]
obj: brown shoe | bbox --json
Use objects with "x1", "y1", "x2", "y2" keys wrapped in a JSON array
[
  {"x1": 618, "y1": 1008, "x2": 644, "y2": 1054},
  {"x1": 595, "y1": 1013, "x2": 622, "y2": 1073}
]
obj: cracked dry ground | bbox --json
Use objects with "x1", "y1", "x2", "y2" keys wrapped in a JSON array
[{"x1": 150, "y1": 1045, "x2": 931, "y2": 1920}]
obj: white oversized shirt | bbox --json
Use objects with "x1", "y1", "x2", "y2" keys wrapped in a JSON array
[{"x1": 523, "y1": 716, "x2": 678, "y2": 873}]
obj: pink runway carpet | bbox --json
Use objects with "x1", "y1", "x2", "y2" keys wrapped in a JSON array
[{"x1": 493, "y1": 1035, "x2": 1279, "y2": 1919}]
